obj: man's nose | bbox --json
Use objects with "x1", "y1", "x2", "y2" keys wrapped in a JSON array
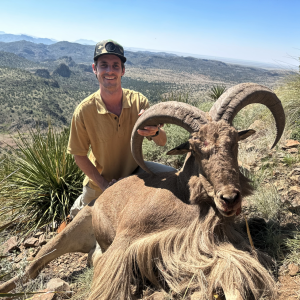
[{"x1": 105, "y1": 65, "x2": 113, "y2": 73}]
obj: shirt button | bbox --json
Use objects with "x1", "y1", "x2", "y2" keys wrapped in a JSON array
[
  {"x1": 119, "y1": 124, "x2": 120, "y2": 127},
  {"x1": 114, "y1": 117, "x2": 117, "y2": 120}
]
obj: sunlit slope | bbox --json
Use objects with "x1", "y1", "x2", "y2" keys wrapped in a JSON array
[{"x1": 0, "y1": 67, "x2": 92, "y2": 131}]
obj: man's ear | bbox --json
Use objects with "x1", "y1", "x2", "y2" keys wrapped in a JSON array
[
  {"x1": 92, "y1": 63, "x2": 97, "y2": 75},
  {"x1": 121, "y1": 65, "x2": 125, "y2": 77},
  {"x1": 238, "y1": 129, "x2": 256, "y2": 141},
  {"x1": 166, "y1": 141, "x2": 190, "y2": 155}
]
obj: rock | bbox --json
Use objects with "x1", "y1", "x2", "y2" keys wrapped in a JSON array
[
  {"x1": 31, "y1": 288, "x2": 55, "y2": 300},
  {"x1": 14, "y1": 252, "x2": 27, "y2": 263},
  {"x1": 290, "y1": 175, "x2": 300, "y2": 182},
  {"x1": 24, "y1": 237, "x2": 39, "y2": 248},
  {"x1": 290, "y1": 186, "x2": 300, "y2": 194},
  {"x1": 289, "y1": 168, "x2": 300, "y2": 177},
  {"x1": 285, "y1": 140, "x2": 300, "y2": 148},
  {"x1": 282, "y1": 140, "x2": 300, "y2": 149},
  {"x1": 47, "y1": 278, "x2": 70, "y2": 293},
  {"x1": 288, "y1": 148, "x2": 298, "y2": 154},
  {"x1": 288, "y1": 263, "x2": 299, "y2": 276},
  {"x1": 39, "y1": 234, "x2": 47, "y2": 246},
  {"x1": 34, "y1": 231, "x2": 44, "y2": 238},
  {"x1": 3, "y1": 236, "x2": 19, "y2": 253},
  {"x1": 291, "y1": 198, "x2": 300, "y2": 207}
]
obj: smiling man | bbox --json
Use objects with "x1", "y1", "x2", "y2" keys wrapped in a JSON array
[{"x1": 67, "y1": 39, "x2": 175, "y2": 218}]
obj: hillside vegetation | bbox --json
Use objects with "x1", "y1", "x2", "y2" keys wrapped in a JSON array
[{"x1": 0, "y1": 40, "x2": 293, "y2": 133}]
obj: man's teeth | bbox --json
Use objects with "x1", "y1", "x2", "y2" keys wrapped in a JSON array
[{"x1": 105, "y1": 77, "x2": 115, "y2": 79}]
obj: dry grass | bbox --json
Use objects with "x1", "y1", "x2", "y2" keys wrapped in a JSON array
[{"x1": 71, "y1": 267, "x2": 94, "y2": 300}]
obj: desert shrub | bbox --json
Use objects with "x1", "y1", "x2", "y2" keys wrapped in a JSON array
[
  {"x1": 0, "y1": 126, "x2": 84, "y2": 235},
  {"x1": 276, "y1": 73, "x2": 300, "y2": 141},
  {"x1": 285, "y1": 233, "x2": 300, "y2": 265},
  {"x1": 161, "y1": 91, "x2": 189, "y2": 103},
  {"x1": 72, "y1": 267, "x2": 94, "y2": 300},
  {"x1": 207, "y1": 84, "x2": 226, "y2": 100},
  {"x1": 282, "y1": 153, "x2": 299, "y2": 166},
  {"x1": 247, "y1": 182, "x2": 283, "y2": 221}
]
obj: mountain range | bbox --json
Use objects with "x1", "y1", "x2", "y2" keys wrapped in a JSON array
[
  {"x1": 0, "y1": 37, "x2": 293, "y2": 134},
  {"x1": 0, "y1": 32, "x2": 286, "y2": 69},
  {"x1": 0, "y1": 33, "x2": 56, "y2": 45}
]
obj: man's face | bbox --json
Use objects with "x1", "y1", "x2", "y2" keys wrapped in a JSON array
[{"x1": 92, "y1": 54, "x2": 125, "y2": 91}]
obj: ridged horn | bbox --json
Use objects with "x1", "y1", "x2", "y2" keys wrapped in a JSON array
[
  {"x1": 131, "y1": 101, "x2": 207, "y2": 174},
  {"x1": 209, "y1": 83, "x2": 285, "y2": 148}
]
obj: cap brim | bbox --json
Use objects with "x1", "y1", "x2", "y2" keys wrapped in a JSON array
[{"x1": 94, "y1": 53, "x2": 126, "y2": 63}]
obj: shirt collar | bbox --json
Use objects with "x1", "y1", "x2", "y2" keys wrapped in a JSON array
[{"x1": 95, "y1": 89, "x2": 131, "y2": 114}]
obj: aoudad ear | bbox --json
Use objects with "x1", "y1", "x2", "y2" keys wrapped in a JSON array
[
  {"x1": 166, "y1": 141, "x2": 191, "y2": 155},
  {"x1": 238, "y1": 129, "x2": 256, "y2": 141}
]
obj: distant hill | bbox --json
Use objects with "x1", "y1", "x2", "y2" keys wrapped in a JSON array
[
  {"x1": 0, "y1": 51, "x2": 41, "y2": 69},
  {"x1": 0, "y1": 41, "x2": 94, "y2": 63},
  {"x1": 0, "y1": 33, "x2": 56, "y2": 45}
]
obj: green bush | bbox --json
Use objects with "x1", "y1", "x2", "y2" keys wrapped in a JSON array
[
  {"x1": 0, "y1": 126, "x2": 84, "y2": 234},
  {"x1": 208, "y1": 84, "x2": 226, "y2": 100},
  {"x1": 285, "y1": 233, "x2": 300, "y2": 265},
  {"x1": 276, "y1": 74, "x2": 300, "y2": 141}
]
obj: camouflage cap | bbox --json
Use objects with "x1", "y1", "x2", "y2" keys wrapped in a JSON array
[{"x1": 94, "y1": 39, "x2": 126, "y2": 63}]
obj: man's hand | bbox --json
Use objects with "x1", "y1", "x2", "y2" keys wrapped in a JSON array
[
  {"x1": 106, "y1": 179, "x2": 117, "y2": 188},
  {"x1": 137, "y1": 109, "x2": 164, "y2": 138}
]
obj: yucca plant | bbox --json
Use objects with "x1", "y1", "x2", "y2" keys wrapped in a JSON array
[
  {"x1": 0, "y1": 125, "x2": 84, "y2": 235},
  {"x1": 208, "y1": 85, "x2": 227, "y2": 100}
]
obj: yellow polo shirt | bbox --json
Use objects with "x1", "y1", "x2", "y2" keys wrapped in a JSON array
[{"x1": 67, "y1": 88, "x2": 149, "y2": 192}]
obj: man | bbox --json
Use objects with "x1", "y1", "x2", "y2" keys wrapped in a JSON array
[{"x1": 67, "y1": 39, "x2": 175, "y2": 218}]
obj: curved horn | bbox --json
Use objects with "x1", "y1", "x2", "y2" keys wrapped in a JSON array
[
  {"x1": 131, "y1": 101, "x2": 207, "y2": 174},
  {"x1": 209, "y1": 83, "x2": 285, "y2": 148}
]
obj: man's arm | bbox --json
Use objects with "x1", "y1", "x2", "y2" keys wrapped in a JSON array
[{"x1": 74, "y1": 155, "x2": 113, "y2": 191}]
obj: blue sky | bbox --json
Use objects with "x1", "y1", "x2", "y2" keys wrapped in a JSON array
[{"x1": 0, "y1": 0, "x2": 299, "y2": 68}]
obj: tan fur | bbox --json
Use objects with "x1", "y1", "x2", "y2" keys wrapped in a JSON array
[
  {"x1": 0, "y1": 121, "x2": 277, "y2": 300},
  {"x1": 90, "y1": 204, "x2": 275, "y2": 300}
]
